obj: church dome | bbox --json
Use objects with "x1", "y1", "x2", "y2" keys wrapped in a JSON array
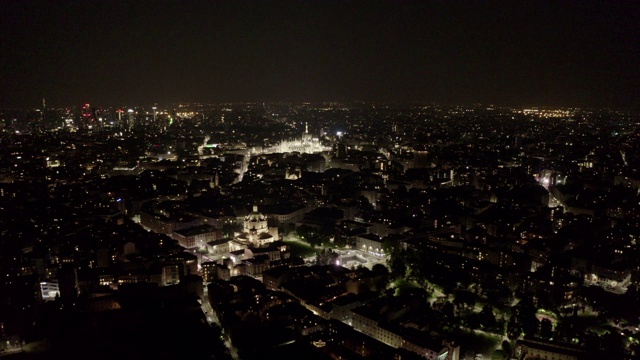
[
  {"x1": 245, "y1": 205, "x2": 266, "y2": 222},
  {"x1": 244, "y1": 205, "x2": 268, "y2": 233},
  {"x1": 234, "y1": 204, "x2": 278, "y2": 248}
]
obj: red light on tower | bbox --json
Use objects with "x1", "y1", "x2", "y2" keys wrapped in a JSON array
[{"x1": 82, "y1": 103, "x2": 91, "y2": 118}]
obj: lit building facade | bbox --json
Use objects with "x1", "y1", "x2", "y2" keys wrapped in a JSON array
[
  {"x1": 39, "y1": 281, "x2": 60, "y2": 301},
  {"x1": 230, "y1": 205, "x2": 279, "y2": 251}
]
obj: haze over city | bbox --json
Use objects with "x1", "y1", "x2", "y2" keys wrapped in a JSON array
[{"x1": 1, "y1": 0, "x2": 639, "y2": 109}]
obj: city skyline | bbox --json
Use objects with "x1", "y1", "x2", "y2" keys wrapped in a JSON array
[
  {"x1": 2, "y1": 102, "x2": 640, "y2": 358},
  {"x1": 2, "y1": 1, "x2": 640, "y2": 357},
  {"x1": 1, "y1": 0, "x2": 639, "y2": 109}
]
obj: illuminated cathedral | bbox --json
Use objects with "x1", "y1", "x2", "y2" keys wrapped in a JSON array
[
  {"x1": 229, "y1": 205, "x2": 279, "y2": 251},
  {"x1": 265, "y1": 122, "x2": 330, "y2": 154}
]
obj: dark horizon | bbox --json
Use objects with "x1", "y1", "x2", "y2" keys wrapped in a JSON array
[{"x1": 1, "y1": 0, "x2": 639, "y2": 110}]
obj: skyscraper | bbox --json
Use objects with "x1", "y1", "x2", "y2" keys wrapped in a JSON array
[
  {"x1": 117, "y1": 109, "x2": 124, "y2": 128},
  {"x1": 152, "y1": 106, "x2": 157, "y2": 126},
  {"x1": 81, "y1": 103, "x2": 91, "y2": 123},
  {"x1": 41, "y1": 98, "x2": 45, "y2": 127},
  {"x1": 127, "y1": 109, "x2": 135, "y2": 131}
]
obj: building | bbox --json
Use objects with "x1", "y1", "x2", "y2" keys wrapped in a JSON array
[
  {"x1": 413, "y1": 149, "x2": 430, "y2": 169},
  {"x1": 162, "y1": 264, "x2": 181, "y2": 286},
  {"x1": 351, "y1": 306, "x2": 406, "y2": 348},
  {"x1": 201, "y1": 261, "x2": 217, "y2": 283},
  {"x1": 230, "y1": 205, "x2": 279, "y2": 251},
  {"x1": 57, "y1": 266, "x2": 79, "y2": 303},
  {"x1": 127, "y1": 109, "x2": 135, "y2": 130},
  {"x1": 513, "y1": 338, "x2": 586, "y2": 360},
  {"x1": 263, "y1": 122, "x2": 331, "y2": 155},
  {"x1": 350, "y1": 298, "x2": 460, "y2": 360},
  {"x1": 39, "y1": 281, "x2": 60, "y2": 301},
  {"x1": 263, "y1": 204, "x2": 314, "y2": 227},
  {"x1": 173, "y1": 225, "x2": 221, "y2": 249},
  {"x1": 206, "y1": 239, "x2": 230, "y2": 257},
  {"x1": 355, "y1": 233, "x2": 385, "y2": 257},
  {"x1": 139, "y1": 210, "x2": 202, "y2": 235}
]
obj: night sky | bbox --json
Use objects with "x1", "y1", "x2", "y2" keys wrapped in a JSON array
[{"x1": 1, "y1": 0, "x2": 639, "y2": 108}]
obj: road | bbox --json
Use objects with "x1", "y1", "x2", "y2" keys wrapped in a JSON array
[{"x1": 201, "y1": 286, "x2": 239, "y2": 360}]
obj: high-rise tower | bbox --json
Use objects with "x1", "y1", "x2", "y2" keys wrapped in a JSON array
[
  {"x1": 152, "y1": 106, "x2": 157, "y2": 126},
  {"x1": 82, "y1": 103, "x2": 92, "y2": 127},
  {"x1": 41, "y1": 98, "x2": 45, "y2": 127},
  {"x1": 117, "y1": 109, "x2": 124, "y2": 128},
  {"x1": 127, "y1": 109, "x2": 135, "y2": 131}
]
